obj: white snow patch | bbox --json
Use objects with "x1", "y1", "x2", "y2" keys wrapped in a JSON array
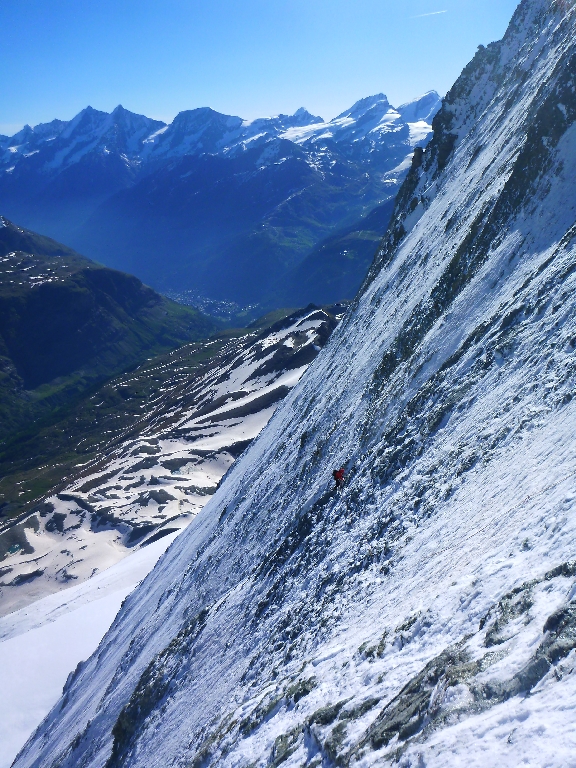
[{"x1": 0, "y1": 531, "x2": 180, "y2": 768}]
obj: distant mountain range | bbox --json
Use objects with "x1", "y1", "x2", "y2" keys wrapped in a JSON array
[
  {"x1": 0, "y1": 216, "x2": 215, "y2": 442},
  {"x1": 0, "y1": 93, "x2": 441, "y2": 311}
]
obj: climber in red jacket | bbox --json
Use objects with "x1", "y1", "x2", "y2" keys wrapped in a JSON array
[{"x1": 333, "y1": 467, "x2": 345, "y2": 489}]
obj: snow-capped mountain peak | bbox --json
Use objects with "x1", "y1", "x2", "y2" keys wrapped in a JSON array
[
  {"x1": 146, "y1": 107, "x2": 244, "y2": 158},
  {"x1": 291, "y1": 106, "x2": 324, "y2": 125},
  {"x1": 277, "y1": 92, "x2": 440, "y2": 155},
  {"x1": 336, "y1": 92, "x2": 390, "y2": 119},
  {"x1": 58, "y1": 105, "x2": 108, "y2": 141},
  {"x1": 397, "y1": 89, "x2": 442, "y2": 123},
  {"x1": 30, "y1": 118, "x2": 68, "y2": 140},
  {"x1": 6, "y1": 124, "x2": 35, "y2": 148},
  {"x1": 0, "y1": 91, "x2": 439, "y2": 308}
]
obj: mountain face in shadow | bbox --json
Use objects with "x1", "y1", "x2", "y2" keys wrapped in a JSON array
[{"x1": 0, "y1": 216, "x2": 215, "y2": 441}]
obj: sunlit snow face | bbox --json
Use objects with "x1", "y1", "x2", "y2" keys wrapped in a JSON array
[{"x1": 556, "y1": 0, "x2": 576, "y2": 14}]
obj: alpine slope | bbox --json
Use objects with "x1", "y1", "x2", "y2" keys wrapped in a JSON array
[
  {"x1": 0, "y1": 306, "x2": 339, "y2": 617},
  {"x1": 14, "y1": 1, "x2": 576, "y2": 766}
]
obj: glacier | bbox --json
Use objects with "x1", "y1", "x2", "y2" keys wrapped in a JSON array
[{"x1": 13, "y1": 0, "x2": 576, "y2": 766}]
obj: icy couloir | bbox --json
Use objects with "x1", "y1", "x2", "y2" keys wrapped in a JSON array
[
  {"x1": 14, "y1": 0, "x2": 576, "y2": 766},
  {"x1": 0, "y1": 307, "x2": 339, "y2": 617}
]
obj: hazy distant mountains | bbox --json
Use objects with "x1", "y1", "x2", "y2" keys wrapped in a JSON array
[{"x1": 0, "y1": 92, "x2": 440, "y2": 309}]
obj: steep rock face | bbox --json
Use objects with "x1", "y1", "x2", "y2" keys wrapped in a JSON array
[{"x1": 14, "y1": 2, "x2": 576, "y2": 766}]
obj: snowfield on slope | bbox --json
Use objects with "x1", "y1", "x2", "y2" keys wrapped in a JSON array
[
  {"x1": 0, "y1": 532, "x2": 180, "y2": 768},
  {"x1": 12, "y1": 2, "x2": 576, "y2": 767},
  {"x1": 0, "y1": 307, "x2": 338, "y2": 616}
]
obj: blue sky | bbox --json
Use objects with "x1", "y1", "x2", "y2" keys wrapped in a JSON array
[{"x1": 1, "y1": 0, "x2": 519, "y2": 136}]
